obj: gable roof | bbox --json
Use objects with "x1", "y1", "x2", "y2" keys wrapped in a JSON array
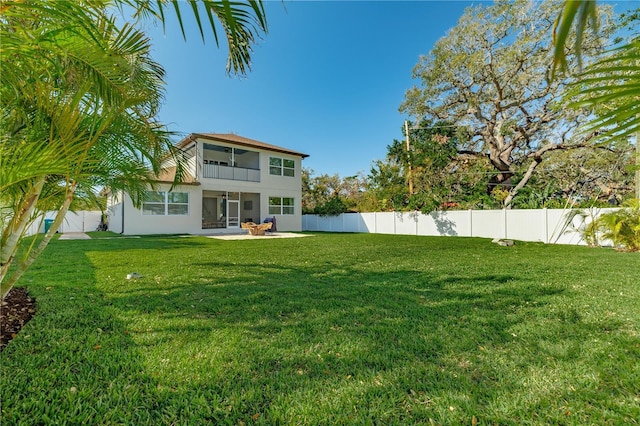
[{"x1": 177, "y1": 133, "x2": 309, "y2": 158}]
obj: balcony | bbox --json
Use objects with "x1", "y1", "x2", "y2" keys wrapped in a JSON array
[{"x1": 203, "y1": 163, "x2": 260, "y2": 182}]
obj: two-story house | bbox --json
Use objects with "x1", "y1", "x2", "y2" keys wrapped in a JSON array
[{"x1": 106, "y1": 133, "x2": 309, "y2": 235}]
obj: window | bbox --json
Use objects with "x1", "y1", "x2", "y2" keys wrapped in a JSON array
[
  {"x1": 269, "y1": 197, "x2": 294, "y2": 215},
  {"x1": 167, "y1": 192, "x2": 189, "y2": 215},
  {"x1": 143, "y1": 191, "x2": 189, "y2": 215},
  {"x1": 269, "y1": 156, "x2": 295, "y2": 177},
  {"x1": 283, "y1": 159, "x2": 295, "y2": 177},
  {"x1": 142, "y1": 191, "x2": 165, "y2": 215}
]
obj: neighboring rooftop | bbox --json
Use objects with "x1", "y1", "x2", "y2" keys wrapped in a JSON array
[{"x1": 178, "y1": 133, "x2": 309, "y2": 158}]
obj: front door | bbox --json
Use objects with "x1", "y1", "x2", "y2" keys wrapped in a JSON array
[{"x1": 227, "y1": 199, "x2": 240, "y2": 228}]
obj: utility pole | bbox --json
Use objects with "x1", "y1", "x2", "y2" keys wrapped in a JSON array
[{"x1": 405, "y1": 120, "x2": 414, "y2": 195}]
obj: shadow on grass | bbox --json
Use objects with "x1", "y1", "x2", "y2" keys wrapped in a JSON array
[
  {"x1": 3, "y1": 234, "x2": 638, "y2": 424},
  {"x1": 97, "y1": 258, "x2": 574, "y2": 422},
  {"x1": 0, "y1": 237, "x2": 220, "y2": 424}
]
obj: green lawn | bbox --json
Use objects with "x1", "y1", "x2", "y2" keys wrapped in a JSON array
[{"x1": 2, "y1": 233, "x2": 639, "y2": 425}]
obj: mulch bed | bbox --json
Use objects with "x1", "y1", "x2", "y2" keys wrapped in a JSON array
[{"x1": 0, "y1": 287, "x2": 36, "y2": 352}]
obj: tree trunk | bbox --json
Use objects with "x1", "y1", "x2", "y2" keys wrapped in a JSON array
[
  {"x1": 1, "y1": 182, "x2": 77, "y2": 300},
  {"x1": 487, "y1": 144, "x2": 514, "y2": 194},
  {"x1": 504, "y1": 157, "x2": 543, "y2": 208},
  {"x1": 0, "y1": 177, "x2": 46, "y2": 294}
]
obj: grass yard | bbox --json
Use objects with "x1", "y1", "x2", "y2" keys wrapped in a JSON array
[{"x1": 1, "y1": 232, "x2": 639, "y2": 425}]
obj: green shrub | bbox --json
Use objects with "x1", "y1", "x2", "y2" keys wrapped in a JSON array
[
  {"x1": 315, "y1": 195, "x2": 349, "y2": 216},
  {"x1": 596, "y1": 198, "x2": 640, "y2": 251}
]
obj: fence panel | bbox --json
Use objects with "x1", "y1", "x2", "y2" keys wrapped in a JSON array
[
  {"x1": 302, "y1": 208, "x2": 621, "y2": 246},
  {"x1": 23, "y1": 210, "x2": 103, "y2": 236},
  {"x1": 375, "y1": 213, "x2": 396, "y2": 235},
  {"x1": 395, "y1": 212, "x2": 417, "y2": 235},
  {"x1": 506, "y1": 209, "x2": 546, "y2": 243},
  {"x1": 342, "y1": 212, "x2": 366, "y2": 233},
  {"x1": 361, "y1": 213, "x2": 377, "y2": 233},
  {"x1": 470, "y1": 210, "x2": 505, "y2": 239},
  {"x1": 444, "y1": 211, "x2": 472, "y2": 237}
]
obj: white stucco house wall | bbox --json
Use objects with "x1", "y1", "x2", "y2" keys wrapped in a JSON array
[{"x1": 105, "y1": 133, "x2": 309, "y2": 235}]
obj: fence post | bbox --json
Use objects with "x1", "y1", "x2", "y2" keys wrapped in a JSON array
[
  {"x1": 393, "y1": 213, "x2": 397, "y2": 235},
  {"x1": 543, "y1": 208, "x2": 549, "y2": 244},
  {"x1": 503, "y1": 208, "x2": 508, "y2": 239},
  {"x1": 374, "y1": 212, "x2": 378, "y2": 234},
  {"x1": 468, "y1": 209, "x2": 473, "y2": 237}
]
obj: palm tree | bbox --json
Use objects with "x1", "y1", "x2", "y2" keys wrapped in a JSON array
[
  {"x1": 552, "y1": 0, "x2": 599, "y2": 75},
  {"x1": 120, "y1": 0, "x2": 268, "y2": 75},
  {"x1": 554, "y1": 1, "x2": 639, "y2": 139},
  {"x1": 554, "y1": 1, "x2": 639, "y2": 198},
  {"x1": 0, "y1": 0, "x2": 268, "y2": 298}
]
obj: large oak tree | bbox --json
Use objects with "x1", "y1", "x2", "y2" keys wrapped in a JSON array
[{"x1": 401, "y1": 0, "x2": 617, "y2": 207}]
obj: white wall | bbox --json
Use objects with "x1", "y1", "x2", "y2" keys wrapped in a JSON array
[
  {"x1": 114, "y1": 184, "x2": 203, "y2": 235},
  {"x1": 302, "y1": 208, "x2": 621, "y2": 246},
  {"x1": 257, "y1": 150, "x2": 303, "y2": 231},
  {"x1": 106, "y1": 193, "x2": 123, "y2": 234},
  {"x1": 60, "y1": 211, "x2": 102, "y2": 233},
  {"x1": 196, "y1": 137, "x2": 304, "y2": 232}
]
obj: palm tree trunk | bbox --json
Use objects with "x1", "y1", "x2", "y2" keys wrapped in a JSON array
[
  {"x1": 1, "y1": 182, "x2": 78, "y2": 299},
  {"x1": 0, "y1": 177, "x2": 46, "y2": 296}
]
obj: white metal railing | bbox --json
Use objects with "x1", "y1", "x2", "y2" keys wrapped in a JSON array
[{"x1": 203, "y1": 164, "x2": 260, "y2": 182}]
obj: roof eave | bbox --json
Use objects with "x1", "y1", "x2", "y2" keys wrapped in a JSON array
[{"x1": 181, "y1": 133, "x2": 310, "y2": 158}]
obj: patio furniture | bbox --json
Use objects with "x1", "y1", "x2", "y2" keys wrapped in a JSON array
[
  {"x1": 241, "y1": 221, "x2": 273, "y2": 236},
  {"x1": 263, "y1": 216, "x2": 277, "y2": 232}
]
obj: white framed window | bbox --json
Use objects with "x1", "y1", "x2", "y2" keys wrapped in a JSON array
[
  {"x1": 142, "y1": 191, "x2": 166, "y2": 215},
  {"x1": 269, "y1": 197, "x2": 294, "y2": 215},
  {"x1": 269, "y1": 156, "x2": 295, "y2": 177},
  {"x1": 143, "y1": 191, "x2": 189, "y2": 215}
]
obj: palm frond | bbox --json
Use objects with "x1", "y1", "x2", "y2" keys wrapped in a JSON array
[
  {"x1": 567, "y1": 40, "x2": 640, "y2": 142},
  {"x1": 124, "y1": 0, "x2": 268, "y2": 75},
  {"x1": 553, "y1": 0, "x2": 599, "y2": 77}
]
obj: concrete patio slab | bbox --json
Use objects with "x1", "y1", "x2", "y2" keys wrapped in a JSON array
[
  {"x1": 58, "y1": 232, "x2": 91, "y2": 240},
  {"x1": 205, "y1": 232, "x2": 312, "y2": 241}
]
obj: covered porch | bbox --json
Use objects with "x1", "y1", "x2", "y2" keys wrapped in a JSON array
[
  {"x1": 201, "y1": 190, "x2": 260, "y2": 230},
  {"x1": 202, "y1": 143, "x2": 260, "y2": 182}
]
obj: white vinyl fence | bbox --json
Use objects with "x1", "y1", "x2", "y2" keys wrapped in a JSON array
[
  {"x1": 302, "y1": 208, "x2": 620, "y2": 246},
  {"x1": 24, "y1": 210, "x2": 103, "y2": 237}
]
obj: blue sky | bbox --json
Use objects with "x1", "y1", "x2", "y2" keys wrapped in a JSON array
[
  {"x1": 144, "y1": 0, "x2": 473, "y2": 177},
  {"x1": 143, "y1": 0, "x2": 635, "y2": 178}
]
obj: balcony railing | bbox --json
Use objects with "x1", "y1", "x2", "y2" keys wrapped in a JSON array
[{"x1": 203, "y1": 164, "x2": 260, "y2": 182}]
